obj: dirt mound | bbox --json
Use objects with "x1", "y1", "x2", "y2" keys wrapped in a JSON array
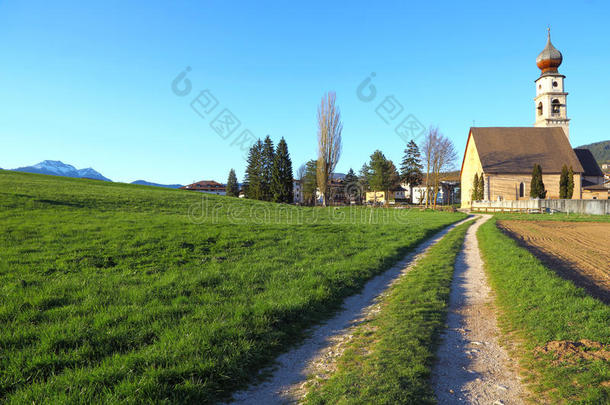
[{"x1": 536, "y1": 339, "x2": 610, "y2": 364}]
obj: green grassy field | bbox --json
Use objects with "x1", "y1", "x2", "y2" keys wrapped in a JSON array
[
  {"x1": 477, "y1": 219, "x2": 610, "y2": 404},
  {"x1": 305, "y1": 220, "x2": 474, "y2": 404},
  {"x1": 0, "y1": 170, "x2": 465, "y2": 403}
]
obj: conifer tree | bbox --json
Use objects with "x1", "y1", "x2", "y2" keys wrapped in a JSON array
[
  {"x1": 358, "y1": 163, "x2": 371, "y2": 192},
  {"x1": 343, "y1": 168, "x2": 360, "y2": 203},
  {"x1": 344, "y1": 168, "x2": 357, "y2": 185},
  {"x1": 302, "y1": 160, "x2": 318, "y2": 205},
  {"x1": 271, "y1": 137, "x2": 294, "y2": 203},
  {"x1": 559, "y1": 164, "x2": 569, "y2": 199},
  {"x1": 400, "y1": 140, "x2": 423, "y2": 187},
  {"x1": 244, "y1": 139, "x2": 264, "y2": 200},
  {"x1": 261, "y1": 136, "x2": 275, "y2": 201},
  {"x1": 477, "y1": 174, "x2": 485, "y2": 200},
  {"x1": 567, "y1": 166, "x2": 575, "y2": 199},
  {"x1": 530, "y1": 164, "x2": 547, "y2": 199},
  {"x1": 471, "y1": 173, "x2": 479, "y2": 201},
  {"x1": 226, "y1": 168, "x2": 239, "y2": 197}
]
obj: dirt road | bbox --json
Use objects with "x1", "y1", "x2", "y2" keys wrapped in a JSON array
[
  {"x1": 498, "y1": 220, "x2": 610, "y2": 304},
  {"x1": 229, "y1": 217, "x2": 473, "y2": 404},
  {"x1": 432, "y1": 215, "x2": 526, "y2": 404}
]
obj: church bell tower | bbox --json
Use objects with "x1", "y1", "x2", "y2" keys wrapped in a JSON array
[{"x1": 534, "y1": 29, "x2": 570, "y2": 140}]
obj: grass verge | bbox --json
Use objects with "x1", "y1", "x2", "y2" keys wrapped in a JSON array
[
  {"x1": 304, "y1": 219, "x2": 475, "y2": 404},
  {"x1": 477, "y1": 218, "x2": 610, "y2": 403},
  {"x1": 0, "y1": 171, "x2": 465, "y2": 403},
  {"x1": 471, "y1": 211, "x2": 610, "y2": 223}
]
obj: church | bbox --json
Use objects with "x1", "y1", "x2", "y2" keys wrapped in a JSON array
[{"x1": 460, "y1": 31, "x2": 606, "y2": 208}]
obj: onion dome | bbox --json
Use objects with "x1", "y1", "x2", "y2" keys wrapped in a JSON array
[{"x1": 536, "y1": 29, "x2": 562, "y2": 74}]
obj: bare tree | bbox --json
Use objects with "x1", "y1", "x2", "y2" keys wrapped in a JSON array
[
  {"x1": 296, "y1": 163, "x2": 306, "y2": 182},
  {"x1": 316, "y1": 92, "x2": 343, "y2": 206},
  {"x1": 431, "y1": 135, "x2": 457, "y2": 208},
  {"x1": 421, "y1": 127, "x2": 457, "y2": 208},
  {"x1": 421, "y1": 127, "x2": 439, "y2": 208}
]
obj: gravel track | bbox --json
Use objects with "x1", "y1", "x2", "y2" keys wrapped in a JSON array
[
  {"x1": 431, "y1": 215, "x2": 526, "y2": 404},
  {"x1": 229, "y1": 217, "x2": 473, "y2": 404}
]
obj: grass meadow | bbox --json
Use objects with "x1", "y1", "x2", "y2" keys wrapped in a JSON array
[
  {"x1": 305, "y1": 220, "x2": 474, "y2": 404},
  {"x1": 477, "y1": 219, "x2": 610, "y2": 404},
  {"x1": 0, "y1": 170, "x2": 465, "y2": 403}
]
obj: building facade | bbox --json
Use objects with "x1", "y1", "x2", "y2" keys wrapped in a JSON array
[{"x1": 460, "y1": 31, "x2": 605, "y2": 208}]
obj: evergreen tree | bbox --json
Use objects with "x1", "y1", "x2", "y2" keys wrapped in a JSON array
[
  {"x1": 271, "y1": 137, "x2": 294, "y2": 203},
  {"x1": 343, "y1": 168, "x2": 360, "y2": 203},
  {"x1": 358, "y1": 163, "x2": 371, "y2": 192},
  {"x1": 368, "y1": 150, "x2": 398, "y2": 205},
  {"x1": 567, "y1": 166, "x2": 575, "y2": 199},
  {"x1": 400, "y1": 140, "x2": 423, "y2": 187},
  {"x1": 302, "y1": 159, "x2": 317, "y2": 205},
  {"x1": 471, "y1": 173, "x2": 479, "y2": 201},
  {"x1": 226, "y1": 168, "x2": 239, "y2": 197},
  {"x1": 477, "y1": 174, "x2": 485, "y2": 200},
  {"x1": 559, "y1": 164, "x2": 569, "y2": 199},
  {"x1": 530, "y1": 164, "x2": 547, "y2": 199},
  {"x1": 344, "y1": 168, "x2": 357, "y2": 185},
  {"x1": 244, "y1": 139, "x2": 264, "y2": 200},
  {"x1": 261, "y1": 136, "x2": 275, "y2": 201}
]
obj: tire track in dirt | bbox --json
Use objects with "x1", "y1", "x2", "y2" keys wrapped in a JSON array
[
  {"x1": 228, "y1": 217, "x2": 474, "y2": 404},
  {"x1": 432, "y1": 215, "x2": 526, "y2": 404}
]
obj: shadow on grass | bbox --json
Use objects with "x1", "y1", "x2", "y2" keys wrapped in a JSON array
[{"x1": 498, "y1": 227, "x2": 609, "y2": 305}]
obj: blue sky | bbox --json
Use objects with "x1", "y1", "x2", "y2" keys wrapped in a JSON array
[{"x1": 1, "y1": 0, "x2": 608, "y2": 184}]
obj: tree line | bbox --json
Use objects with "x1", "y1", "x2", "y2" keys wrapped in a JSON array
[
  {"x1": 225, "y1": 135, "x2": 294, "y2": 203},
  {"x1": 228, "y1": 91, "x2": 458, "y2": 208}
]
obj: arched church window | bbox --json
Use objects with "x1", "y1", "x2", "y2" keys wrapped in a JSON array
[
  {"x1": 552, "y1": 81, "x2": 558, "y2": 87},
  {"x1": 537, "y1": 102, "x2": 543, "y2": 116},
  {"x1": 519, "y1": 182, "x2": 524, "y2": 198},
  {"x1": 552, "y1": 99, "x2": 560, "y2": 115}
]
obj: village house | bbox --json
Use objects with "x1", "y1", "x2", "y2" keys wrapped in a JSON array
[
  {"x1": 292, "y1": 179, "x2": 304, "y2": 204},
  {"x1": 180, "y1": 180, "x2": 226, "y2": 195},
  {"x1": 460, "y1": 31, "x2": 606, "y2": 208}
]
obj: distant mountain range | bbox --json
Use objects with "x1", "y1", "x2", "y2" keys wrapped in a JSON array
[
  {"x1": 130, "y1": 180, "x2": 183, "y2": 189},
  {"x1": 11, "y1": 160, "x2": 112, "y2": 181},
  {"x1": 577, "y1": 140, "x2": 610, "y2": 165},
  {"x1": 8, "y1": 160, "x2": 186, "y2": 188}
]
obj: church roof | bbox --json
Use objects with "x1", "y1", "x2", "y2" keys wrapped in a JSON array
[
  {"x1": 468, "y1": 127, "x2": 584, "y2": 174},
  {"x1": 573, "y1": 148, "x2": 604, "y2": 177}
]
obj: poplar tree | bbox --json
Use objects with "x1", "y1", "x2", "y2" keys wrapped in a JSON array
[{"x1": 226, "y1": 169, "x2": 239, "y2": 197}]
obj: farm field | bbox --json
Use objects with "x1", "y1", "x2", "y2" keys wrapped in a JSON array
[
  {"x1": 497, "y1": 220, "x2": 610, "y2": 304},
  {"x1": 476, "y1": 211, "x2": 610, "y2": 223},
  {"x1": 0, "y1": 170, "x2": 465, "y2": 404},
  {"x1": 478, "y1": 219, "x2": 610, "y2": 403}
]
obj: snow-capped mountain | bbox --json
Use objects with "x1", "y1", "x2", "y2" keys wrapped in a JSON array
[
  {"x1": 131, "y1": 180, "x2": 183, "y2": 189},
  {"x1": 12, "y1": 160, "x2": 112, "y2": 181}
]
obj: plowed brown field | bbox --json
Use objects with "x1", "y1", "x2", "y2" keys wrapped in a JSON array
[{"x1": 497, "y1": 220, "x2": 610, "y2": 304}]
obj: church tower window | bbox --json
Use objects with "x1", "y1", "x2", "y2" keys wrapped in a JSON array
[
  {"x1": 537, "y1": 102, "x2": 543, "y2": 116},
  {"x1": 551, "y1": 99, "x2": 560, "y2": 115}
]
